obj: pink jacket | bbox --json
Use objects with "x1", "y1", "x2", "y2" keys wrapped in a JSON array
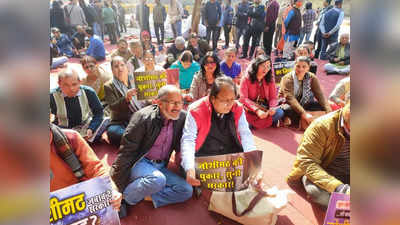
[{"x1": 239, "y1": 75, "x2": 278, "y2": 113}]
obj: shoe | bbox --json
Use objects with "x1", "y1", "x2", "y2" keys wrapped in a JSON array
[
  {"x1": 239, "y1": 55, "x2": 247, "y2": 59},
  {"x1": 326, "y1": 71, "x2": 337, "y2": 75},
  {"x1": 222, "y1": 45, "x2": 228, "y2": 49},
  {"x1": 283, "y1": 117, "x2": 291, "y2": 127}
]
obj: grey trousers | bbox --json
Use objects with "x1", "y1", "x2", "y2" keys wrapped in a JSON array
[{"x1": 302, "y1": 176, "x2": 331, "y2": 208}]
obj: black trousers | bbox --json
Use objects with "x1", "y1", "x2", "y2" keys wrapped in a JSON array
[
  {"x1": 281, "y1": 101, "x2": 325, "y2": 126},
  {"x1": 242, "y1": 26, "x2": 262, "y2": 58},
  {"x1": 262, "y1": 24, "x2": 275, "y2": 56},
  {"x1": 154, "y1": 23, "x2": 165, "y2": 44},
  {"x1": 119, "y1": 18, "x2": 127, "y2": 33},
  {"x1": 223, "y1": 25, "x2": 232, "y2": 47},
  {"x1": 206, "y1": 25, "x2": 220, "y2": 50},
  {"x1": 105, "y1": 23, "x2": 117, "y2": 44},
  {"x1": 314, "y1": 29, "x2": 322, "y2": 59}
]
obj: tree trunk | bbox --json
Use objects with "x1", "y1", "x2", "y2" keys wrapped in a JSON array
[{"x1": 191, "y1": 0, "x2": 202, "y2": 34}]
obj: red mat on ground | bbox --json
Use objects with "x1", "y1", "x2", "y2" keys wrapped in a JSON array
[{"x1": 57, "y1": 39, "x2": 347, "y2": 224}]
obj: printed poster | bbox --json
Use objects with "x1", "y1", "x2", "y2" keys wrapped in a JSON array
[
  {"x1": 166, "y1": 68, "x2": 180, "y2": 88},
  {"x1": 273, "y1": 61, "x2": 295, "y2": 83},
  {"x1": 50, "y1": 176, "x2": 120, "y2": 225},
  {"x1": 195, "y1": 150, "x2": 263, "y2": 192},
  {"x1": 323, "y1": 192, "x2": 350, "y2": 225},
  {"x1": 134, "y1": 70, "x2": 167, "y2": 100}
]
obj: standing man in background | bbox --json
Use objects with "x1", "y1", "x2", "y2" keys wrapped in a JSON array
[
  {"x1": 263, "y1": 0, "x2": 279, "y2": 56},
  {"x1": 204, "y1": 0, "x2": 222, "y2": 51},
  {"x1": 136, "y1": 0, "x2": 150, "y2": 33},
  {"x1": 318, "y1": 0, "x2": 345, "y2": 60},
  {"x1": 314, "y1": 0, "x2": 333, "y2": 59},
  {"x1": 153, "y1": 0, "x2": 167, "y2": 51}
]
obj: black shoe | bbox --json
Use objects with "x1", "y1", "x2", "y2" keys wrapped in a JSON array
[
  {"x1": 118, "y1": 200, "x2": 128, "y2": 219},
  {"x1": 326, "y1": 71, "x2": 337, "y2": 75}
]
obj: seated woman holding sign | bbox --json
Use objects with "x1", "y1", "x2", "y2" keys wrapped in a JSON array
[
  {"x1": 180, "y1": 76, "x2": 257, "y2": 186},
  {"x1": 240, "y1": 55, "x2": 284, "y2": 129},
  {"x1": 104, "y1": 56, "x2": 147, "y2": 147},
  {"x1": 279, "y1": 56, "x2": 331, "y2": 128},
  {"x1": 136, "y1": 50, "x2": 165, "y2": 73}
]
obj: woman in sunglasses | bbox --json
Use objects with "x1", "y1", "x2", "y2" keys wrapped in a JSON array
[
  {"x1": 80, "y1": 55, "x2": 112, "y2": 102},
  {"x1": 186, "y1": 51, "x2": 224, "y2": 102}
]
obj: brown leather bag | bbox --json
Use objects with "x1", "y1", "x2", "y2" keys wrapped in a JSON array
[{"x1": 299, "y1": 111, "x2": 326, "y2": 131}]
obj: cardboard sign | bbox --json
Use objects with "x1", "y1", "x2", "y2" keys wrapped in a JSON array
[
  {"x1": 273, "y1": 61, "x2": 295, "y2": 83},
  {"x1": 195, "y1": 150, "x2": 263, "y2": 192},
  {"x1": 133, "y1": 71, "x2": 167, "y2": 100},
  {"x1": 50, "y1": 176, "x2": 120, "y2": 225},
  {"x1": 166, "y1": 68, "x2": 180, "y2": 88},
  {"x1": 323, "y1": 192, "x2": 350, "y2": 225}
]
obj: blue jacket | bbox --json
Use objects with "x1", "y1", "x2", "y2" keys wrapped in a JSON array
[
  {"x1": 222, "y1": 5, "x2": 234, "y2": 26},
  {"x1": 204, "y1": 1, "x2": 221, "y2": 26},
  {"x1": 86, "y1": 35, "x2": 105, "y2": 61},
  {"x1": 56, "y1": 34, "x2": 74, "y2": 57},
  {"x1": 248, "y1": 4, "x2": 265, "y2": 32},
  {"x1": 320, "y1": 7, "x2": 344, "y2": 41},
  {"x1": 235, "y1": 2, "x2": 250, "y2": 28}
]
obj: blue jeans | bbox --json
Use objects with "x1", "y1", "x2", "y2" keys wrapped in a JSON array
[
  {"x1": 171, "y1": 20, "x2": 182, "y2": 38},
  {"x1": 235, "y1": 26, "x2": 247, "y2": 49},
  {"x1": 298, "y1": 31, "x2": 311, "y2": 46},
  {"x1": 123, "y1": 158, "x2": 193, "y2": 208},
  {"x1": 107, "y1": 124, "x2": 125, "y2": 147},
  {"x1": 319, "y1": 34, "x2": 338, "y2": 60},
  {"x1": 272, "y1": 108, "x2": 285, "y2": 123},
  {"x1": 93, "y1": 22, "x2": 102, "y2": 39}
]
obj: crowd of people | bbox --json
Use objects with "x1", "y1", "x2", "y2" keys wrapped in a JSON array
[{"x1": 50, "y1": 0, "x2": 350, "y2": 220}]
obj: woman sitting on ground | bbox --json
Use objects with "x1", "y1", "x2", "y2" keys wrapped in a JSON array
[
  {"x1": 169, "y1": 50, "x2": 201, "y2": 91},
  {"x1": 186, "y1": 51, "x2": 224, "y2": 102},
  {"x1": 80, "y1": 55, "x2": 112, "y2": 102},
  {"x1": 104, "y1": 56, "x2": 146, "y2": 147},
  {"x1": 279, "y1": 56, "x2": 331, "y2": 127},
  {"x1": 295, "y1": 45, "x2": 318, "y2": 74},
  {"x1": 135, "y1": 50, "x2": 165, "y2": 73},
  {"x1": 240, "y1": 55, "x2": 284, "y2": 129}
]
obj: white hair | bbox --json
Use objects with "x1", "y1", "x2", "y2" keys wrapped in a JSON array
[{"x1": 58, "y1": 67, "x2": 80, "y2": 82}]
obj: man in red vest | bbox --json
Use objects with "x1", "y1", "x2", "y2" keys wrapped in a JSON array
[{"x1": 180, "y1": 76, "x2": 257, "y2": 186}]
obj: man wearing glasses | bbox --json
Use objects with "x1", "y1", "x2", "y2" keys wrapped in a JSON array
[
  {"x1": 110, "y1": 85, "x2": 193, "y2": 211},
  {"x1": 181, "y1": 76, "x2": 256, "y2": 186}
]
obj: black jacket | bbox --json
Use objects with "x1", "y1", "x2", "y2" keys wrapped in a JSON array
[
  {"x1": 110, "y1": 105, "x2": 186, "y2": 192},
  {"x1": 327, "y1": 42, "x2": 350, "y2": 65},
  {"x1": 248, "y1": 4, "x2": 265, "y2": 32}
]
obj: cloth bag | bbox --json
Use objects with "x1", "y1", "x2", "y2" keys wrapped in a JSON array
[
  {"x1": 208, "y1": 186, "x2": 289, "y2": 225},
  {"x1": 299, "y1": 111, "x2": 326, "y2": 131}
]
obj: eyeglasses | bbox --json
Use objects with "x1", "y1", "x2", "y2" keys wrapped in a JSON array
[
  {"x1": 216, "y1": 96, "x2": 236, "y2": 105},
  {"x1": 143, "y1": 57, "x2": 153, "y2": 61},
  {"x1": 161, "y1": 100, "x2": 184, "y2": 107}
]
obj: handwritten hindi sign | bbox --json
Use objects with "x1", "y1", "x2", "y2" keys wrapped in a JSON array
[
  {"x1": 195, "y1": 150, "x2": 263, "y2": 192},
  {"x1": 273, "y1": 61, "x2": 295, "y2": 83},
  {"x1": 134, "y1": 70, "x2": 167, "y2": 100},
  {"x1": 323, "y1": 192, "x2": 350, "y2": 225},
  {"x1": 50, "y1": 176, "x2": 120, "y2": 225}
]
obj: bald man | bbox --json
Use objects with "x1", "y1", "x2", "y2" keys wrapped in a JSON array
[
  {"x1": 50, "y1": 68, "x2": 104, "y2": 141},
  {"x1": 324, "y1": 33, "x2": 350, "y2": 75}
]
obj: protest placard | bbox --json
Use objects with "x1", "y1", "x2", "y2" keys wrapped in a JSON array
[
  {"x1": 273, "y1": 61, "x2": 295, "y2": 83},
  {"x1": 195, "y1": 150, "x2": 263, "y2": 192},
  {"x1": 323, "y1": 192, "x2": 350, "y2": 225},
  {"x1": 133, "y1": 70, "x2": 167, "y2": 100},
  {"x1": 50, "y1": 176, "x2": 120, "y2": 225}
]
